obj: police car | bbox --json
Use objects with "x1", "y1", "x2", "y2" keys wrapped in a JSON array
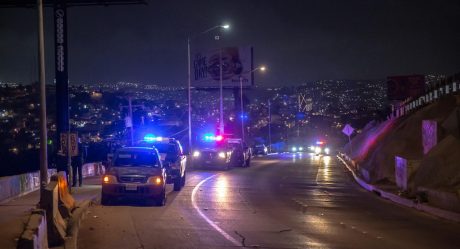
[
  {"x1": 138, "y1": 135, "x2": 187, "y2": 191},
  {"x1": 191, "y1": 134, "x2": 233, "y2": 170},
  {"x1": 102, "y1": 147, "x2": 167, "y2": 206}
]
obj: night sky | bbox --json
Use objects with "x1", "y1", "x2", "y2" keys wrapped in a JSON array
[{"x1": 0, "y1": 0, "x2": 459, "y2": 86}]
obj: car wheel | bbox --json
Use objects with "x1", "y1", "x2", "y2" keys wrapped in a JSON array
[
  {"x1": 173, "y1": 177, "x2": 182, "y2": 191},
  {"x1": 181, "y1": 172, "x2": 186, "y2": 187},
  {"x1": 101, "y1": 193, "x2": 110, "y2": 206},
  {"x1": 155, "y1": 189, "x2": 166, "y2": 206}
]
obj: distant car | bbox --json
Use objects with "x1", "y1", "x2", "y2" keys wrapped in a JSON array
[
  {"x1": 253, "y1": 144, "x2": 268, "y2": 155},
  {"x1": 138, "y1": 136, "x2": 186, "y2": 191},
  {"x1": 101, "y1": 147, "x2": 167, "y2": 206},
  {"x1": 290, "y1": 145, "x2": 306, "y2": 153},
  {"x1": 309, "y1": 141, "x2": 331, "y2": 155},
  {"x1": 192, "y1": 142, "x2": 233, "y2": 170},
  {"x1": 227, "y1": 138, "x2": 251, "y2": 167}
]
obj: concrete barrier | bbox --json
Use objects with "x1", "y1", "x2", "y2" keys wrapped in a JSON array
[
  {"x1": 17, "y1": 171, "x2": 96, "y2": 249},
  {"x1": 82, "y1": 162, "x2": 105, "y2": 178},
  {"x1": 17, "y1": 209, "x2": 48, "y2": 249}
]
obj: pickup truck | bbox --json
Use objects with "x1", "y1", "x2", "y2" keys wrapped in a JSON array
[{"x1": 226, "y1": 138, "x2": 252, "y2": 167}]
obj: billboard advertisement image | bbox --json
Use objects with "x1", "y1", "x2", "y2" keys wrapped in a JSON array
[
  {"x1": 387, "y1": 75, "x2": 425, "y2": 101},
  {"x1": 192, "y1": 46, "x2": 254, "y2": 88}
]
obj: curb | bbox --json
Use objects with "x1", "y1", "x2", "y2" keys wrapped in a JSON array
[{"x1": 337, "y1": 155, "x2": 460, "y2": 223}]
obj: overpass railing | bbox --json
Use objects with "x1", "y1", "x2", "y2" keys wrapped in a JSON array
[{"x1": 390, "y1": 74, "x2": 460, "y2": 119}]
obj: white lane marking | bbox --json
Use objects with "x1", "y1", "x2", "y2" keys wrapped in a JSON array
[{"x1": 191, "y1": 174, "x2": 241, "y2": 246}]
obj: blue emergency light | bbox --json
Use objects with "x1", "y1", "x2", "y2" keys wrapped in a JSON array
[{"x1": 144, "y1": 134, "x2": 163, "y2": 142}]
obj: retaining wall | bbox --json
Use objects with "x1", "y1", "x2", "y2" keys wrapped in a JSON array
[{"x1": 0, "y1": 163, "x2": 104, "y2": 203}]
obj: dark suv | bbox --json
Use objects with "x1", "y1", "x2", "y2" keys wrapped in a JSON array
[
  {"x1": 138, "y1": 137, "x2": 187, "y2": 191},
  {"x1": 253, "y1": 144, "x2": 268, "y2": 155},
  {"x1": 101, "y1": 147, "x2": 167, "y2": 206}
]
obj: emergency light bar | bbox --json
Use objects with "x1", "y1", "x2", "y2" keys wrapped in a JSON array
[{"x1": 203, "y1": 134, "x2": 223, "y2": 142}]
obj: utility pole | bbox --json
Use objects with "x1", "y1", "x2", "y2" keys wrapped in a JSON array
[
  {"x1": 268, "y1": 99, "x2": 272, "y2": 153},
  {"x1": 37, "y1": 0, "x2": 48, "y2": 205},
  {"x1": 219, "y1": 48, "x2": 224, "y2": 135},
  {"x1": 120, "y1": 99, "x2": 144, "y2": 146},
  {"x1": 128, "y1": 97, "x2": 134, "y2": 146},
  {"x1": 239, "y1": 76, "x2": 245, "y2": 141},
  {"x1": 187, "y1": 37, "x2": 192, "y2": 155}
]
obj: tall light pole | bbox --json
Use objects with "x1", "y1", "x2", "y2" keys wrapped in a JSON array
[
  {"x1": 187, "y1": 24, "x2": 229, "y2": 152},
  {"x1": 239, "y1": 66, "x2": 266, "y2": 141},
  {"x1": 37, "y1": 0, "x2": 48, "y2": 205}
]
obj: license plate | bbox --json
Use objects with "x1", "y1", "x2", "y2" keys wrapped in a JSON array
[{"x1": 125, "y1": 184, "x2": 138, "y2": 191}]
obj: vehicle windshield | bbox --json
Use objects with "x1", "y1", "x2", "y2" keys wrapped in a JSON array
[
  {"x1": 114, "y1": 151, "x2": 159, "y2": 167},
  {"x1": 152, "y1": 143, "x2": 177, "y2": 154}
]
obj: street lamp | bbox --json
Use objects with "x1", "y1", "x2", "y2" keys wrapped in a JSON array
[
  {"x1": 239, "y1": 66, "x2": 266, "y2": 141},
  {"x1": 187, "y1": 24, "x2": 229, "y2": 154}
]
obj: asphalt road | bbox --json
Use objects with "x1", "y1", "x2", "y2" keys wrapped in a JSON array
[{"x1": 78, "y1": 153, "x2": 460, "y2": 249}]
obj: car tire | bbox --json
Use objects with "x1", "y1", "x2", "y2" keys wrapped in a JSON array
[
  {"x1": 155, "y1": 189, "x2": 166, "y2": 206},
  {"x1": 245, "y1": 158, "x2": 251, "y2": 167},
  {"x1": 101, "y1": 193, "x2": 110, "y2": 206},
  {"x1": 173, "y1": 177, "x2": 182, "y2": 191},
  {"x1": 181, "y1": 172, "x2": 186, "y2": 187}
]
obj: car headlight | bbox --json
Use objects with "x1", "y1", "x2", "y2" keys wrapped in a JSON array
[
  {"x1": 325, "y1": 148, "x2": 330, "y2": 154},
  {"x1": 148, "y1": 176, "x2": 163, "y2": 185},
  {"x1": 292, "y1": 147, "x2": 297, "y2": 152},
  {"x1": 218, "y1": 151, "x2": 226, "y2": 159},
  {"x1": 193, "y1": 151, "x2": 200, "y2": 157},
  {"x1": 264, "y1": 147, "x2": 268, "y2": 152},
  {"x1": 315, "y1": 147, "x2": 322, "y2": 154},
  {"x1": 298, "y1": 147, "x2": 303, "y2": 151},
  {"x1": 103, "y1": 175, "x2": 117, "y2": 184},
  {"x1": 310, "y1": 146, "x2": 315, "y2": 151}
]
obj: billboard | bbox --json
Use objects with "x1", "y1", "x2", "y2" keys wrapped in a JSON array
[
  {"x1": 387, "y1": 75, "x2": 425, "y2": 101},
  {"x1": 192, "y1": 46, "x2": 254, "y2": 88}
]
